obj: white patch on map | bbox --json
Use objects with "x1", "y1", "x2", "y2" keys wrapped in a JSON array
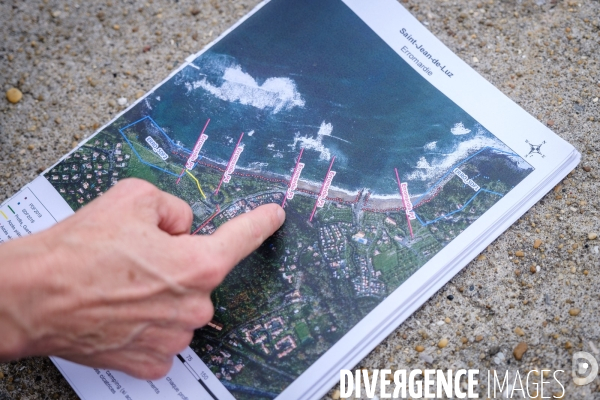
[
  {"x1": 407, "y1": 135, "x2": 511, "y2": 182},
  {"x1": 451, "y1": 122, "x2": 471, "y2": 135},
  {"x1": 247, "y1": 130, "x2": 255, "y2": 137},
  {"x1": 290, "y1": 121, "x2": 334, "y2": 161},
  {"x1": 416, "y1": 157, "x2": 432, "y2": 169},
  {"x1": 247, "y1": 162, "x2": 268, "y2": 171},
  {"x1": 317, "y1": 122, "x2": 333, "y2": 136},
  {"x1": 424, "y1": 141, "x2": 437, "y2": 150},
  {"x1": 185, "y1": 65, "x2": 305, "y2": 114}
]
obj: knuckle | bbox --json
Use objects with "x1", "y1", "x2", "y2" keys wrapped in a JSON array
[
  {"x1": 182, "y1": 203, "x2": 194, "y2": 225},
  {"x1": 181, "y1": 247, "x2": 224, "y2": 289},
  {"x1": 111, "y1": 179, "x2": 160, "y2": 210},
  {"x1": 193, "y1": 300, "x2": 215, "y2": 328},
  {"x1": 146, "y1": 360, "x2": 172, "y2": 380},
  {"x1": 170, "y1": 331, "x2": 193, "y2": 354},
  {"x1": 166, "y1": 193, "x2": 192, "y2": 215},
  {"x1": 203, "y1": 263, "x2": 228, "y2": 288},
  {"x1": 129, "y1": 359, "x2": 170, "y2": 380},
  {"x1": 191, "y1": 254, "x2": 229, "y2": 290},
  {"x1": 180, "y1": 296, "x2": 215, "y2": 329}
]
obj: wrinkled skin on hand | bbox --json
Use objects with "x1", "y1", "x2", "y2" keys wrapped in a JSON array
[{"x1": 0, "y1": 178, "x2": 285, "y2": 379}]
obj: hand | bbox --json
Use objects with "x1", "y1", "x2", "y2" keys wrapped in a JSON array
[{"x1": 0, "y1": 178, "x2": 285, "y2": 379}]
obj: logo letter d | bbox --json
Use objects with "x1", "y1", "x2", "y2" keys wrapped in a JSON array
[{"x1": 573, "y1": 351, "x2": 598, "y2": 386}]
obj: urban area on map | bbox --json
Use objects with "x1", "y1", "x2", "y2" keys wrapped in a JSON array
[
  {"x1": 45, "y1": 116, "x2": 531, "y2": 398},
  {"x1": 43, "y1": 0, "x2": 533, "y2": 398}
]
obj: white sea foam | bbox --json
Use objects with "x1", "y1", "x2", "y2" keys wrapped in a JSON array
[
  {"x1": 185, "y1": 65, "x2": 305, "y2": 114},
  {"x1": 290, "y1": 121, "x2": 334, "y2": 161},
  {"x1": 424, "y1": 141, "x2": 437, "y2": 150},
  {"x1": 451, "y1": 122, "x2": 471, "y2": 135},
  {"x1": 513, "y1": 157, "x2": 531, "y2": 169},
  {"x1": 200, "y1": 152, "x2": 360, "y2": 199},
  {"x1": 213, "y1": 155, "x2": 361, "y2": 197},
  {"x1": 306, "y1": 182, "x2": 359, "y2": 198},
  {"x1": 416, "y1": 157, "x2": 432, "y2": 169},
  {"x1": 406, "y1": 135, "x2": 511, "y2": 182},
  {"x1": 317, "y1": 122, "x2": 333, "y2": 136},
  {"x1": 247, "y1": 130, "x2": 255, "y2": 137},
  {"x1": 369, "y1": 192, "x2": 422, "y2": 201},
  {"x1": 247, "y1": 162, "x2": 268, "y2": 171}
]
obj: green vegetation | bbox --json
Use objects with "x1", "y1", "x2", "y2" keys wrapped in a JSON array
[
  {"x1": 45, "y1": 123, "x2": 531, "y2": 397},
  {"x1": 294, "y1": 321, "x2": 312, "y2": 345}
]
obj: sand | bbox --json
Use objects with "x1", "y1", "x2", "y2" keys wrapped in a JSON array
[{"x1": 1, "y1": 0, "x2": 599, "y2": 398}]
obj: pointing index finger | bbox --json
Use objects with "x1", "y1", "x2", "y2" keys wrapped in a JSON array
[{"x1": 206, "y1": 203, "x2": 285, "y2": 271}]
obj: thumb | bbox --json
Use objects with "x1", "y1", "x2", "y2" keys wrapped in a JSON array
[
  {"x1": 101, "y1": 179, "x2": 194, "y2": 235},
  {"x1": 206, "y1": 203, "x2": 285, "y2": 269}
]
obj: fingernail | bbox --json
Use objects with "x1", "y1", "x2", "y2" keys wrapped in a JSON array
[{"x1": 277, "y1": 206, "x2": 286, "y2": 225}]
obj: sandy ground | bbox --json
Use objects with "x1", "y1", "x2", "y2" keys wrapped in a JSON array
[{"x1": 1, "y1": 0, "x2": 599, "y2": 399}]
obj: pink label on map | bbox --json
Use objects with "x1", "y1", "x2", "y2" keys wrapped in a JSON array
[
  {"x1": 316, "y1": 171, "x2": 336, "y2": 208},
  {"x1": 286, "y1": 163, "x2": 305, "y2": 200},
  {"x1": 223, "y1": 146, "x2": 244, "y2": 183},
  {"x1": 400, "y1": 182, "x2": 416, "y2": 220},
  {"x1": 185, "y1": 134, "x2": 209, "y2": 170}
]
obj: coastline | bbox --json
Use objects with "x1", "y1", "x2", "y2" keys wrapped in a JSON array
[{"x1": 197, "y1": 155, "x2": 417, "y2": 209}]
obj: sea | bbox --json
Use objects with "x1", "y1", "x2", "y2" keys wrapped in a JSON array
[{"x1": 119, "y1": 0, "x2": 526, "y2": 196}]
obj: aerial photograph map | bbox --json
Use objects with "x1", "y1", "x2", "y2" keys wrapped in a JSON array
[{"x1": 44, "y1": 0, "x2": 533, "y2": 398}]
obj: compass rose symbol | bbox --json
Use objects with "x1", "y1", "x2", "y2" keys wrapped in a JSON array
[{"x1": 525, "y1": 140, "x2": 546, "y2": 158}]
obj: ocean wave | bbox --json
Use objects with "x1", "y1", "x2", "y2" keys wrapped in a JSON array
[
  {"x1": 406, "y1": 134, "x2": 511, "y2": 183},
  {"x1": 416, "y1": 157, "x2": 432, "y2": 169},
  {"x1": 451, "y1": 122, "x2": 471, "y2": 135},
  {"x1": 290, "y1": 121, "x2": 334, "y2": 161},
  {"x1": 247, "y1": 161, "x2": 269, "y2": 171},
  {"x1": 300, "y1": 180, "x2": 360, "y2": 198},
  {"x1": 317, "y1": 121, "x2": 333, "y2": 136},
  {"x1": 369, "y1": 192, "x2": 422, "y2": 201},
  {"x1": 185, "y1": 65, "x2": 305, "y2": 114},
  {"x1": 424, "y1": 141, "x2": 437, "y2": 150}
]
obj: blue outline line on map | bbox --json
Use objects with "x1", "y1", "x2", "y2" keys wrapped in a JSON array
[
  {"x1": 414, "y1": 188, "x2": 504, "y2": 226},
  {"x1": 413, "y1": 146, "x2": 518, "y2": 206},
  {"x1": 118, "y1": 116, "x2": 201, "y2": 177}
]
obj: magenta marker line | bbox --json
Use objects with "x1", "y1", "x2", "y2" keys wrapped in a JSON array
[
  {"x1": 177, "y1": 118, "x2": 211, "y2": 184},
  {"x1": 309, "y1": 156, "x2": 336, "y2": 222},
  {"x1": 282, "y1": 148, "x2": 305, "y2": 208},
  {"x1": 395, "y1": 168, "x2": 414, "y2": 239},
  {"x1": 215, "y1": 132, "x2": 244, "y2": 195}
]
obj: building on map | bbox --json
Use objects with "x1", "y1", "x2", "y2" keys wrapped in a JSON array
[
  {"x1": 207, "y1": 320, "x2": 223, "y2": 331},
  {"x1": 353, "y1": 237, "x2": 368, "y2": 245}
]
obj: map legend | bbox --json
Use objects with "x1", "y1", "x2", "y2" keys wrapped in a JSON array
[{"x1": 0, "y1": 186, "x2": 59, "y2": 243}]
